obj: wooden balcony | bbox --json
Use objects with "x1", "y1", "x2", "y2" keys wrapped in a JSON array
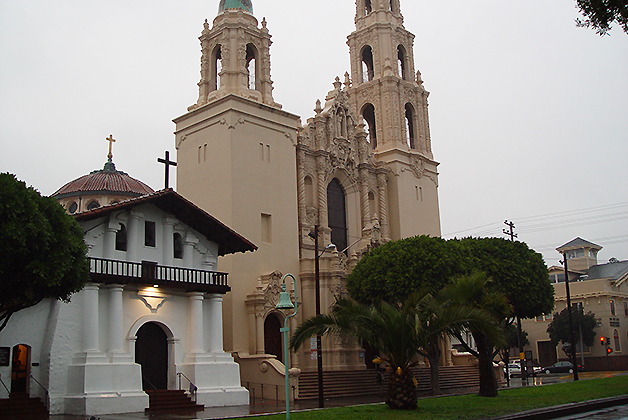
[{"x1": 88, "y1": 257, "x2": 230, "y2": 294}]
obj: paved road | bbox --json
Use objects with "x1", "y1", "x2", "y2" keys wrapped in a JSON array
[{"x1": 553, "y1": 404, "x2": 628, "y2": 420}]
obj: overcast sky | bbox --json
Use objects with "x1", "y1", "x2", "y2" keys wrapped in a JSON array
[{"x1": 1, "y1": 0, "x2": 627, "y2": 266}]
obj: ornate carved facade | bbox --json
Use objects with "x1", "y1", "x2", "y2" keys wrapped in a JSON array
[{"x1": 175, "y1": 0, "x2": 442, "y2": 391}]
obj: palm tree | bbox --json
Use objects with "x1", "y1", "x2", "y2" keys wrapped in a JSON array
[
  {"x1": 290, "y1": 283, "x2": 503, "y2": 408},
  {"x1": 443, "y1": 272, "x2": 511, "y2": 397},
  {"x1": 291, "y1": 297, "x2": 421, "y2": 409}
]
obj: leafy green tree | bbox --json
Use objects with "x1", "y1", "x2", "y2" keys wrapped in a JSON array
[
  {"x1": 575, "y1": 0, "x2": 628, "y2": 36},
  {"x1": 0, "y1": 173, "x2": 89, "y2": 331},
  {"x1": 547, "y1": 307, "x2": 598, "y2": 354},
  {"x1": 346, "y1": 235, "x2": 466, "y2": 305}
]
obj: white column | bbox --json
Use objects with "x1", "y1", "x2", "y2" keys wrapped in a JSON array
[
  {"x1": 102, "y1": 219, "x2": 118, "y2": 260},
  {"x1": 107, "y1": 284, "x2": 124, "y2": 357},
  {"x1": 127, "y1": 210, "x2": 143, "y2": 262},
  {"x1": 162, "y1": 217, "x2": 176, "y2": 267},
  {"x1": 207, "y1": 294, "x2": 224, "y2": 354},
  {"x1": 183, "y1": 233, "x2": 198, "y2": 267},
  {"x1": 188, "y1": 292, "x2": 205, "y2": 353},
  {"x1": 82, "y1": 283, "x2": 100, "y2": 353}
]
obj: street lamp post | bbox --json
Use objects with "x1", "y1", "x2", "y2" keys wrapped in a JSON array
[
  {"x1": 309, "y1": 224, "x2": 336, "y2": 409},
  {"x1": 275, "y1": 274, "x2": 299, "y2": 420}
]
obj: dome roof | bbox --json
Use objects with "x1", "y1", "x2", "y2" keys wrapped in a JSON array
[
  {"x1": 218, "y1": 0, "x2": 253, "y2": 14},
  {"x1": 52, "y1": 159, "x2": 154, "y2": 199}
]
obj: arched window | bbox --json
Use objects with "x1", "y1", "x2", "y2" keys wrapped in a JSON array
[
  {"x1": 405, "y1": 103, "x2": 416, "y2": 149},
  {"x1": 246, "y1": 44, "x2": 258, "y2": 91},
  {"x1": 386, "y1": 0, "x2": 393, "y2": 12},
  {"x1": 327, "y1": 178, "x2": 347, "y2": 254},
  {"x1": 361, "y1": 46, "x2": 374, "y2": 83},
  {"x1": 173, "y1": 233, "x2": 183, "y2": 259},
  {"x1": 365, "y1": 0, "x2": 372, "y2": 14},
  {"x1": 87, "y1": 200, "x2": 100, "y2": 210},
  {"x1": 362, "y1": 103, "x2": 377, "y2": 148},
  {"x1": 614, "y1": 329, "x2": 620, "y2": 352},
  {"x1": 212, "y1": 45, "x2": 222, "y2": 91},
  {"x1": 115, "y1": 223, "x2": 127, "y2": 251},
  {"x1": 397, "y1": 45, "x2": 407, "y2": 80},
  {"x1": 304, "y1": 176, "x2": 314, "y2": 206}
]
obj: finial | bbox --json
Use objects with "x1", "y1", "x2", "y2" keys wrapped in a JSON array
[
  {"x1": 106, "y1": 134, "x2": 116, "y2": 161},
  {"x1": 344, "y1": 72, "x2": 351, "y2": 89},
  {"x1": 262, "y1": 17, "x2": 267, "y2": 29},
  {"x1": 333, "y1": 76, "x2": 342, "y2": 91},
  {"x1": 314, "y1": 99, "x2": 322, "y2": 114},
  {"x1": 416, "y1": 70, "x2": 423, "y2": 85},
  {"x1": 204, "y1": 19, "x2": 209, "y2": 30}
]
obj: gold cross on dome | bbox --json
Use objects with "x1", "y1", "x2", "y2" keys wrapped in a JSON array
[{"x1": 106, "y1": 134, "x2": 116, "y2": 160}]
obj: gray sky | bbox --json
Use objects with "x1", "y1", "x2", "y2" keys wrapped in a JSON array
[{"x1": 1, "y1": 0, "x2": 627, "y2": 266}]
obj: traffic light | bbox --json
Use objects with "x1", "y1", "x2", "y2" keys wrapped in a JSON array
[
  {"x1": 607, "y1": 347, "x2": 613, "y2": 355},
  {"x1": 600, "y1": 336, "x2": 605, "y2": 346}
]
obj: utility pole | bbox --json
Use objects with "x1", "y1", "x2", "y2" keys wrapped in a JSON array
[{"x1": 504, "y1": 221, "x2": 526, "y2": 385}]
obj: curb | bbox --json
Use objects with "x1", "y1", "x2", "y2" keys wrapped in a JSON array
[{"x1": 491, "y1": 394, "x2": 628, "y2": 420}]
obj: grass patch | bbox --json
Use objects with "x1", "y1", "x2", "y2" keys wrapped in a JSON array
[{"x1": 235, "y1": 375, "x2": 628, "y2": 420}]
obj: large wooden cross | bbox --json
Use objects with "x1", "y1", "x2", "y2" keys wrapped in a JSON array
[
  {"x1": 157, "y1": 150, "x2": 177, "y2": 189},
  {"x1": 106, "y1": 135, "x2": 116, "y2": 160}
]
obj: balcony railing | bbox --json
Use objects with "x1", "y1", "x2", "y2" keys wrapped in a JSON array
[{"x1": 88, "y1": 257, "x2": 230, "y2": 293}]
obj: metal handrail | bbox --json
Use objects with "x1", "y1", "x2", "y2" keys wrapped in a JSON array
[
  {"x1": 0, "y1": 376, "x2": 9, "y2": 397},
  {"x1": 142, "y1": 374, "x2": 158, "y2": 391},
  {"x1": 177, "y1": 372, "x2": 197, "y2": 402},
  {"x1": 30, "y1": 375, "x2": 49, "y2": 409}
]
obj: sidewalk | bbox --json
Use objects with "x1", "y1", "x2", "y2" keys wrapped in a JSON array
[{"x1": 49, "y1": 371, "x2": 628, "y2": 420}]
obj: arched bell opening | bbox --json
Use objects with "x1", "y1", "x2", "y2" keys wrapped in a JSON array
[
  {"x1": 246, "y1": 43, "x2": 259, "y2": 91},
  {"x1": 362, "y1": 103, "x2": 377, "y2": 149},
  {"x1": 404, "y1": 103, "x2": 416, "y2": 149},
  {"x1": 212, "y1": 45, "x2": 222, "y2": 91},
  {"x1": 361, "y1": 46, "x2": 374, "y2": 83}
]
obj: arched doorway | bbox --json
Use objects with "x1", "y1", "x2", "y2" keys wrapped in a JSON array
[
  {"x1": 11, "y1": 344, "x2": 31, "y2": 394},
  {"x1": 327, "y1": 178, "x2": 347, "y2": 254},
  {"x1": 135, "y1": 322, "x2": 168, "y2": 390},
  {"x1": 264, "y1": 313, "x2": 283, "y2": 363}
]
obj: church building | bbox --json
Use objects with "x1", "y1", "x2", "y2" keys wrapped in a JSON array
[
  {"x1": 0, "y1": 157, "x2": 255, "y2": 416},
  {"x1": 174, "y1": 0, "x2": 441, "y2": 393}
]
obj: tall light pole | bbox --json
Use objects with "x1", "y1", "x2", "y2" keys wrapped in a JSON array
[
  {"x1": 560, "y1": 253, "x2": 579, "y2": 381},
  {"x1": 309, "y1": 225, "x2": 336, "y2": 409},
  {"x1": 275, "y1": 273, "x2": 298, "y2": 420}
]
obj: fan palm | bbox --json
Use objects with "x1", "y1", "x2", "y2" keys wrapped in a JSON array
[{"x1": 290, "y1": 282, "x2": 504, "y2": 408}]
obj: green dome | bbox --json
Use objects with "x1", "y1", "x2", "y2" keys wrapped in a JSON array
[{"x1": 218, "y1": 0, "x2": 253, "y2": 13}]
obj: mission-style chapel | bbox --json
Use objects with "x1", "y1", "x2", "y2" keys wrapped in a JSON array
[{"x1": 174, "y1": 0, "x2": 441, "y2": 392}]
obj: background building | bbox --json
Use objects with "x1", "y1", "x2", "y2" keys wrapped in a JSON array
[{"x1": 522, "y1": 238, "x2": 628, "y2": 370}]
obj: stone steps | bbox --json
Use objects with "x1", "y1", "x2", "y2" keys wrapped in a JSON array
[
  {"x1": 297, "y1": 366, "x2": 479, "y2": 400},
  {"x1": 0, "y1": 393, "x2": 49, "y2": 420},
  {"x1": 145, "y1": 389, "x2": 204, "y2": 413}
]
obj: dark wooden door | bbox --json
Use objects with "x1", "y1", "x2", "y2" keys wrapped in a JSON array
[
  {"x1": 264, "y1": 313, "x2": 283, "y2": 363},
  {"x1": 135, "y1": 322, "x2": 168, "y2": 390}
]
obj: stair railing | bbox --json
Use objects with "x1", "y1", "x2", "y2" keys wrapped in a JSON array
[
  {"x1": 0, "y1": 376, "x2": 9, "y2": 398},
  {"x1": 30, "y1": 375, "x2": 49, "y2": 410},
  {"x1": 142, "y1": 374, "x2": 158, "y2": 391},
  {"x1": 176, "y1": 372, "x2": 197, "y2": 402}
]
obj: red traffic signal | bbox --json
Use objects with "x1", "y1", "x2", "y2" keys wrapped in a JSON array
[
  {"x1": 607, "y1": 347, "x2": 613, "y2": 355},
  {"x1": 600, "y1": 336, "x2": 606, "y2": 346}
]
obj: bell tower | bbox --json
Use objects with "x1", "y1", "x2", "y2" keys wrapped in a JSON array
[
  {"x1": 174, "y1": 0, "x2": 301, "y2": 358},
  {"x1": 190, "y1": 0, "x2": 279, "y2": 110},
  {"x1": 347, "y1": 0, "x2": 441, "y2": 239}
]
